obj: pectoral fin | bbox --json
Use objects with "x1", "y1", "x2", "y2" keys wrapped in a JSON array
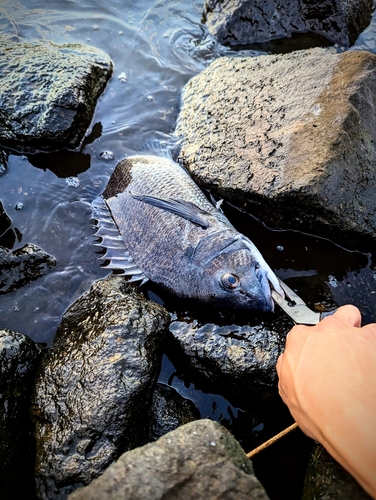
[{"x1": 130, "y1": 191, "x2": 210, "y2": 229}]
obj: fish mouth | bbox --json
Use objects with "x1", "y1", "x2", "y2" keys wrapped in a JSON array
[{"x1": 256, "y1": 268, "x2": 275, "y2": 312}]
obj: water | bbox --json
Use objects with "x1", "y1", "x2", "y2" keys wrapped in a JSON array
[{"x1": 0, "y1": 1, "x2": 376, "y2": 498}]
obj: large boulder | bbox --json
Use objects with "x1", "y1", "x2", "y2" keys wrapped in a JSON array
[
  {"x1": 69, "y1": 419, "x2": 269, "y2": 500},
  {"x1": 175, "y1": 49, "x2": 376, "y2": 246},
  {"x1": 302, "y1": 442, "x2": 373, "y2": 499},
  {"x1": 0, "y1": 35, "x2": 113, "y2": 153},
  {"x1": 0, "y1": 243, "x2": 56, "y2": 294},
  {"x1": 204, "y1": 0, "x2": 373, "y2": 47},
  {"x1": 31, "y1": 275, "x2": 169, "y2": 500},
  {"x1": 0, "y1": 329, "x2": 43, "y2": 500}
]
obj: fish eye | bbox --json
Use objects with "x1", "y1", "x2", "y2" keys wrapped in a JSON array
[{"x1": 221, "y1": 273, "x2": 240, "y2": 289}]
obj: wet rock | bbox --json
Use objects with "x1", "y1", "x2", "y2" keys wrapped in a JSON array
[
  {"x1": 204, "y1": 0, "x2": 373, "y2": 47},
  {"x1": 146, "y1": 382, "x2": 199, "y2": 442},
  {"x1": 0, "y1": 243, "x2": 56, "y2": 294},
  {"x1": 0, "y1": 150, "x2": 7, "y2": 175},
  {"x1": 176, "y1": 49, "x2": 376, "y2": 246},
  {"x1": 31, "y1": 275, "x2": 169, "y2": 500},
  {"x1": 166, "y1": 315, "x2": 293, "y2": 406},
  {"x1": 0, "y1": 329, "x2": 43, "y2": 500},
  {"x1": 0, "y1": 35, "x2": 113, "y2": 153},
  {"x1": 302, "y1": 442, "x2": 372, "y2": 499},
  {"x1": 69, "y1": 419, "x2": 269, "y2": 500},
  {"x1": 0, "y1": 201, "x2": 11, "y2": 235}
]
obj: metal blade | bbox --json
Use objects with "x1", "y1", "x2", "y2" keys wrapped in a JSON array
[{"x1": 272, "y1": 283, "x2": 321, "y2": 326}]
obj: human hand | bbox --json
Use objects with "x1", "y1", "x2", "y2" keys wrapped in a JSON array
[{"x1": 276, "y1": 305, "x2": 376, "y2": 498}]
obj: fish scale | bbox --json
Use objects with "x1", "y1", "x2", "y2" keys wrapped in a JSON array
[{"x1": 93, "y1": 155, "x2": 283, "y2": 311}]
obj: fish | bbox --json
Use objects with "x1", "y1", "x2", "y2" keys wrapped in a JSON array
[{"x1": 92, "y1": 155, "x2": 284, "y2": 311}]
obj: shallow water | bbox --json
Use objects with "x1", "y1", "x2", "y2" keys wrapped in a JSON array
[{"x1": 0, "y1": 1, "x2": 376, "y2": 498}]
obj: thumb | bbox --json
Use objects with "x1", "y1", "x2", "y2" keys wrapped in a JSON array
[{"x1": 331, "y1": 304, "x2": 361, "y2": 328}]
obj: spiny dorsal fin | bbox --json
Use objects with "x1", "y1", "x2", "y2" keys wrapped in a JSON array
[
  {"x1": 91, "y1": 196, "x2": 149, "y2": 284},
  {"x1": 130, "y1": 191, "x2": 210, "y2": 229}
]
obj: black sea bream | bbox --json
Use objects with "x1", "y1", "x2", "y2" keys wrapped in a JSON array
[{"x1": 93, "y1": 155, "x2": 283, "y2": 311}]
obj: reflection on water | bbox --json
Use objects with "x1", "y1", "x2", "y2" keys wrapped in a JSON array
[{"x1": 0, "y1": 1, "x2": 375, "y2": 497}]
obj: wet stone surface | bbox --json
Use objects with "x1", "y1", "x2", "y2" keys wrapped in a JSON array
[
  {"x1": 176, "y1": 48, "x2": 376, "y2": 246},
  {"x1": 146, "y1": 382, "x2": 199, "y2": 442},
  {"x1": 69, "y1": 419, "x2": 269, "y2": 500},
  {"x1": 0, "y1": 329, "x2": 43, "y2": 500},
  {"x1": 204, "y1": 0, "x2": 373, "y2": 47},
  {"x1": 0, "y1": 34, "x2": 113, "y2": 153},
  {"x1": 0, "y1": 201, "x2": 11, "y2": 235},
  {"x1": 166, "y1": 312, "x2": 293, "y2": 406},
  {"x1": 31, "y1": 275, "x2": 169, "y2": 500},
  {"x1": 302, "y1": 442, "x2": 373, "y2": 499},
  {"x1": 0, "y1": 243, "x2": 56, "y2": 294}
]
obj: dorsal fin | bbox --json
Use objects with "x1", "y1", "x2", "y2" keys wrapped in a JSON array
[
  {"x1": 129, "y1": 191, "x2": 210, "y2": 229},
  {"x1": 91, "y1": 196, "x2": 149, "y2": 284}
]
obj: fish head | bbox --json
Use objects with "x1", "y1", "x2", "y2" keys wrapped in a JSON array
[{"x1": 191, "y1": 232, "x2": 283, "y2": 311}]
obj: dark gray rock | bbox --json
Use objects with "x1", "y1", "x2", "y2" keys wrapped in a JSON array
[
  {"x1": 0, "y1": 329, "x2": 43, "y2": 500},
  {"x1": 204, "y1": 0, "x2": 372, "y2": 47},
  {"x1": 176, "y1": 49, "x2": 376, "y2": 246},
  {"x1": 0, "y1": 35, "x2": 113, "y2": 153},
  {"x1": 69, "y1": 419, "x2": 270, "y2": 500},
  {"x1": 166, "y1": 315, "x2": 293, "y2": 405},
  {"x1": 302, "y1": 442, "x2": 373, "y2": 499},
  {"x1": 0, "y1": 150, "x2": 7, "y2": 176},
  {"x1": 31, "y1": 275, "x2": 169, "y2": 500},
  {"x1": 0, "y1": 243, "x2": 56, "y2": 294},
  {"x1": 0, "y1": 201, "x2": 11, "y2": 235},
  {"x1": 147, "y1": 383, "x2": 199, "y2": 442}
]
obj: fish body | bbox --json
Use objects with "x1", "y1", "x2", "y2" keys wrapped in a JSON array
[{"x1": 94, "y1": 155, "x2": 283, "y2": 311}]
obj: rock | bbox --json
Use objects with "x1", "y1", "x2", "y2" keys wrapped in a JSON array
[
  {"x1": 0, "y1": 201, "x2": 11, "y2": 235},
  {"x1": 166, "y1": 314, "x2": 293, "y2": 406},
  {"x1": 0, "y1": 329, "x2": 43, "y2": 500},
  {"x1": 68, "y1": 419, "x2": 269, "y2": 500},
  {"x1": 0, "y1": 35, "x2": 113, "y2": 153},
  {"x1": 204, "y1": 0, "x2": 373, "y2": 47},
  {"x1": 146, "y1": 382, "x2": 199, "y2": 442},
  {"x1": 302, "y1": 442, "x2": 373, "y2": 499},
  {"x1": 0, "y1": 242, "x2": 55, "y2": 282},
  {"x1": 0, "y1": 243, "x2": 56, "y2": 294},
  {"x1": 0, "y1": 150, "x2": 7, "y2": 176},
  {"x1": 176, "y1": 49, "x2": 376, "y2": 246},
  {"x1": 31, "y1": 275, "x2": 169, "y2": 500}
]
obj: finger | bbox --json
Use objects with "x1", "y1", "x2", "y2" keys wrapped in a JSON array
[
  {"x1": 332, "y1": 304, "x2": 361, "y2": 328},
  {"x1": 276, "y1": 353, "x2": 284, "y2": 375}
]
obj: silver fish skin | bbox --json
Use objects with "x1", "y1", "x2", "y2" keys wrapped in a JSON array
[{"x1": 96, "y1": 155, "x2": 284, "y2": 312}]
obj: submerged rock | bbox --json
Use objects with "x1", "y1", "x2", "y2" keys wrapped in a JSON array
[
  {"x1": 0, "y1": 329, "x2": 43, "y2": 500},
  {"x1": 0, "y1": 35, "x2": 113, "y2": 153},
  {"x1": 146, "y1": 382, "x2": 199, "y2": 442},
  {"x1": 166, "y1": 315, "x2": 292, "y2": 405},
  {"x1": 69, "y1": 419, "x2": 269, "y2": 500},
  {"x1": 204, "y1": 0, "x2": 373, "y2": 47},
  {"x1": 302, "y1": 442, "x2": 372, "y2": 499},
  {"x1": 176, "y1": 49, "x2": 376, "y2": 246},
  {"x1": 31, "y1": 275, "x2": 169, "y2": 500},
  {"x1": 0, "y1": 243, "x2": 56, "y2": 294}
]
